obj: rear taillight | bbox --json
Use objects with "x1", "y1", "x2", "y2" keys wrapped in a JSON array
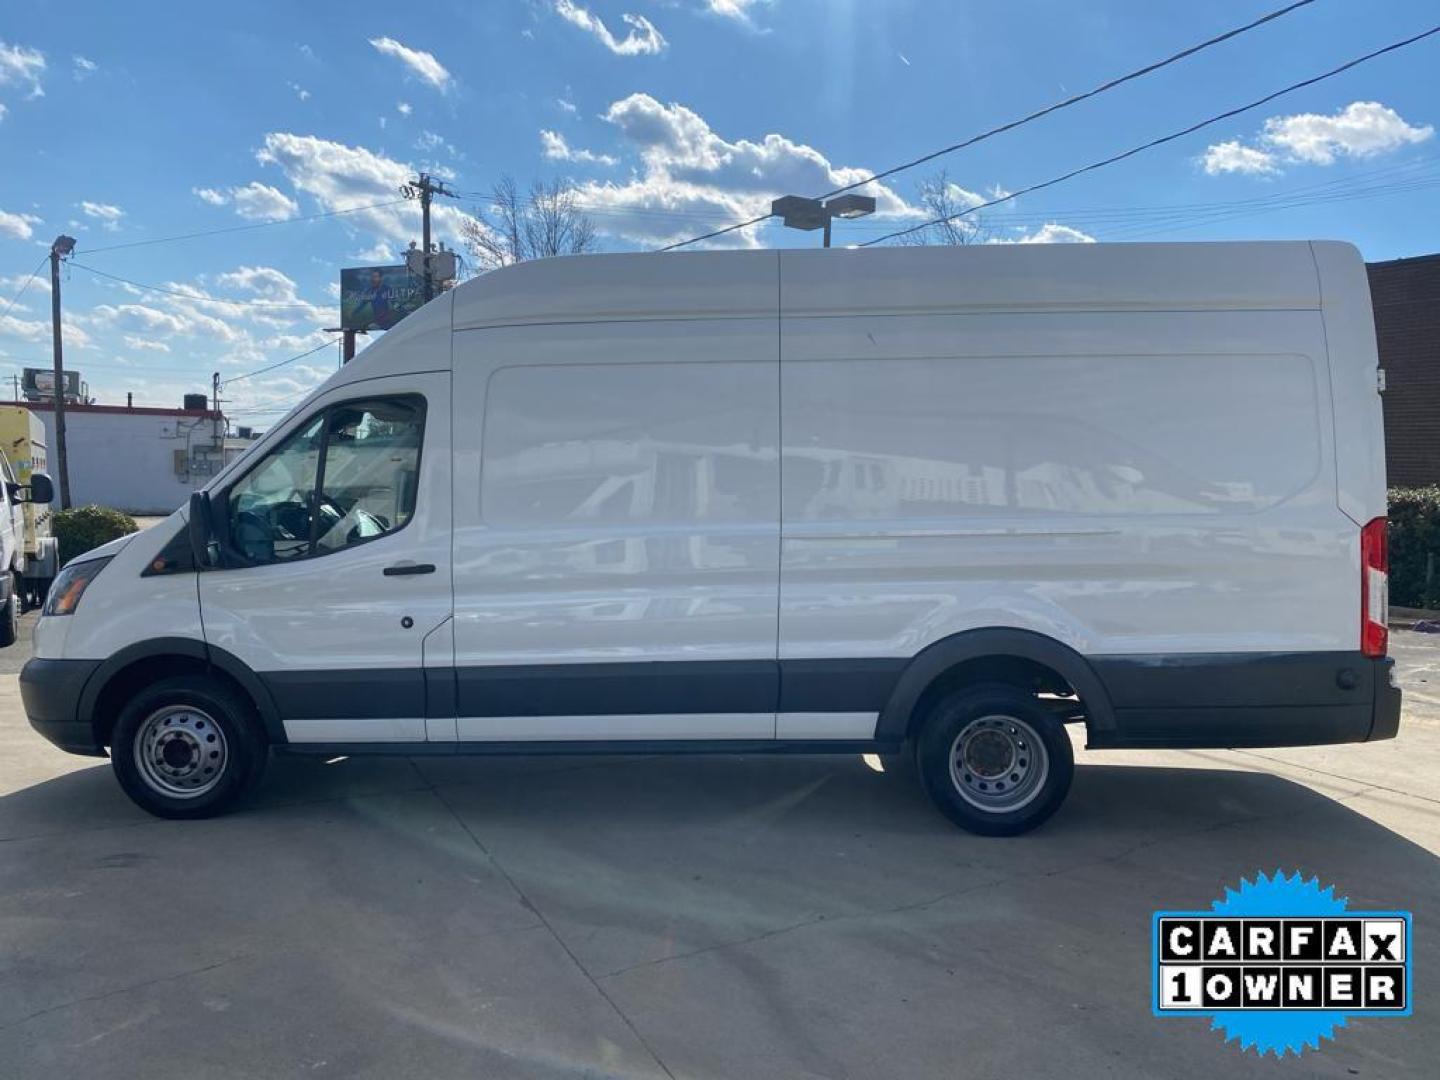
[{"x1": 1361, "y1": 516, "x2": 1388, "y2": 658}]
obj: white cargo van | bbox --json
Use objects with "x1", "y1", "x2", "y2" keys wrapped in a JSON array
[{"x1": 20, "y1": 242, "x2": 1400, "y2": 834}]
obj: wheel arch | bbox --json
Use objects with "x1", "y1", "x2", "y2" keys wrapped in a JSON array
[
  {"x1": 875, "y1": 627, "x2": 1117, "y2": 742},
  {"x1": 79, "y1": 637, "x2": 285, "y2": 747}
]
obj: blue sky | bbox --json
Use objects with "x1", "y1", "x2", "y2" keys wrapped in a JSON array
[{"x1": 1, "y1": 0, "x2": 1438, "y2": 421}]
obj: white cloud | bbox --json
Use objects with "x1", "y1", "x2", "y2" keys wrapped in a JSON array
[
  {"x1": 123, "y1": 335, "x2": 170, "y2": 352},
  {"x1": 72, "y1": 55, "x2": 97, "y2": 80},
  {"x1": 1264, "y1": 101, "x2": 1432, "y2": 165},
  {"x1": 193, "y1": 186, "x2": 229, "y2": 206},
  {"x1": 350, "y1": 240, "x2": 395, "y2": 263},
  {"x1": 540, "y1": 129, "x2": 617, "y2": 166},
  {"x1": 554, "y1": 1, "x2": 666, "y2": 56},
  {"x1": 368, "y1": 37, "x2": 452, "y2": 92},
  {"x1": 1, "y1": 313, "x2": 90, "y2": 348},
  {"x1": 991, "y1": 223, "x2": 1097, "y2": 245},
  {"x1": 571, "y1": 93, "x2": 914, "y2": 247},
  {"x1": 0, "y1": 207, "x2": 40, "y2": 240},
  {"x1": 256, "y1": 131, "x2": 481, "y2": 247},
  {"x1": 415, "y1": 130, "x2": 460, "y2": 158},
  {"x1": 1202, "y1": 140, "x2": 1278, "y2": 176},
  {"x1": 704, "y1": 0, "x2": 770, "y2": 28},
  {"x1": 557, "y1": 95, "x2": 577, "y2": 115},
  {"x1": 80, "y1": 201, "x2": 124, "y2": 229},
  {"x1": 397, "y1": 101, "x2": 412, "y2": 116},
  {"x1": 231, "y1": 181, "x2": 300, "y2": 221},
  {"x1": 1202, "y1": 101, "x2": 1432, "y2": 177},
  {"x1": 0, "y1": 103, "x2": 6, "y2": 123},
  {"x1": 82, "y1": 263, "x2": 331, "y2": 350},
  {"x1": 0, "y1": 272, "x2": 48, "y2": 294},
  {"x1": 287, "y1": 81, "x2": 310, "y2": 101},
  {"x1": 0, "y1": 40, "x2": 45, "y2": 99}
]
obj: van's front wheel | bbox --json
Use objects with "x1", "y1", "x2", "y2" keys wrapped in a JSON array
[
  {"x1": 111, "y1": 675, "x2": 267, "y2": 819},
  {"x1": 915, "y1": 684, "x2": 1074, "y2": 836}
]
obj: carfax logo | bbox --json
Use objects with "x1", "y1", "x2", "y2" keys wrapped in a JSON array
[{"x1": 1152, "y1": 871, "x2": 1412, "y2": 1056}]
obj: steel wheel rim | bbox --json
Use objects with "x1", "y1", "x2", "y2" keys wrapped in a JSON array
[
  {"x1": 948, "y1": 713, "x2": 1049, "y2": 813},
  {"x1": 134, "y1": 705, "x2": 228, "y2": 799}
]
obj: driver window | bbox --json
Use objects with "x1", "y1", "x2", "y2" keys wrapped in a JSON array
[{"x1": 226, "y1": 395, "x2": 425, "y2": 565}]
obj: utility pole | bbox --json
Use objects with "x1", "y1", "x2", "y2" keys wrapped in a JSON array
[
  {"x1": 401, "y1": 173, "x2": 455, "y2": 302},
  {"x1": 322, "y1": 327, "x2": 368, "y2": 364},
  {"x1": 49, "y1": 235, "x2": 76, "y2": 509},
  {"x1": 212, "y1": 371, "x2": 222, "y2": 449}
]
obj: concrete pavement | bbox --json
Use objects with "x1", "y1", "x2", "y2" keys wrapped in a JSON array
[{"x1": 1, "y1": 637, "x2": 1438, "y2": 1078}]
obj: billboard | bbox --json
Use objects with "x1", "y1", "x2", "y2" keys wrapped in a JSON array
[{"x1": 339, "y1": 265, "x2": 423, "y2": 331}]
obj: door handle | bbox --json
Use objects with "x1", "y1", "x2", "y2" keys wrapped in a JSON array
[{"x1": 383, "y1": 562, "x2": 436, "y2": 576}]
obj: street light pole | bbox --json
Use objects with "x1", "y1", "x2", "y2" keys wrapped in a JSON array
[{"x1": 48, "y1": 235, "x2": 76, "y2": 509}]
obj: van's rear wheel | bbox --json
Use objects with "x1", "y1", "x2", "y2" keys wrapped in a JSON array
[
  {"x1": 111, "y1": 675, "x2": 267, "y2": 819},
  {"x1": 915, "y1": 684, "x2": 1073, "y2": 836}
]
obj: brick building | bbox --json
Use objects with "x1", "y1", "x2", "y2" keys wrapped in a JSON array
[{"x1": 1369, "y1": 254, "x2": 1440, "y2": 488}]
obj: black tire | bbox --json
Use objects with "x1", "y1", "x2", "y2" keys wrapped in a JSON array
[
  {"x1": 0, "y1": 578, "x2": 18, "y2": 647},
  {"x1": 915, "y1": 683, "x2": 1074, "y2": 836},
  {"x1": 110, "y1": 674, "x2": 268, "y2": 819}
]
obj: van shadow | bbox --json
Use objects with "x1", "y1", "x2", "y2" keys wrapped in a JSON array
[{"x1": 6, "y1": 749, "x2": 1437, "y2": 908}]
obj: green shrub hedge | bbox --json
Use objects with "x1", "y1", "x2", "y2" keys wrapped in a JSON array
[
  {"x1": 1389, "y1": 486, "x2": 1440, "y2": 611},
  {"x1": 53, "y1": 505, "x2": 139, "y2": 567}
]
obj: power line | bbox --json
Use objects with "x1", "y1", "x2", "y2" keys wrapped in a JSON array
[
  {"x1": 657, "y1": 0, "x2": 1323, "y2": 251},
  {"x1": 821, "y1": 0, "x2": 1320, "y2": 203},
  {"x1": 222, "y1": 338, "x2": 337, "y2": 387},
  {"x1": 840, "y1": 154, "x2": 1440, "y2": 237},
  {"x1": 0, "y1": 255, "x2": 50, "y2": 321},
  {"x1": 863, "y1": 24, "x2": 1440, "y2": 246},
  {"x1": 70, "y1": 262, "x2": 328, "y2": 310},
  {"x1": 77, "y1": 199, "x2": 410, "y2": 256}
]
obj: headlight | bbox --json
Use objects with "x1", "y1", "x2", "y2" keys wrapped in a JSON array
[{"x1": 43, "y1": 557, "x2": 112, "y2": 616}]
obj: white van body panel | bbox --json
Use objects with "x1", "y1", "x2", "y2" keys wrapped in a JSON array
[
  {"x1": 1312, "y1": 240, "x2": 1388, "y2": 524},
  {"x1": 33, "y1": 517, "x2": 199, "y2": 661},
  {"x1": 450, "y1": 312, "x2": 782, "y2": 741},
  {"x1": 776, "y1": 305, "x2": 1351, "y2": 661}
]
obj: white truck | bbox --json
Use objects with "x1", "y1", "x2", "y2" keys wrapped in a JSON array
[
  {"x1": 20, "y1": 242, "x2": 1401, "y2": 833},
  {"x1": 0, "y1": 406, "x2": 61, "y2": 619},
  {"x1": 0, "y1": 410, "x2": 56, "y2": 646}
]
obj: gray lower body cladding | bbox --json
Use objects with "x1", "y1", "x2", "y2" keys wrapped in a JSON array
[{"x1": 21, "y1": 649, "x2": 1400, "y2": 755}]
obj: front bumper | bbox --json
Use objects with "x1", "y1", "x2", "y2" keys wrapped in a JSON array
[{"x1": 19, "y1": 657, "x2": 105, "y2": 756}]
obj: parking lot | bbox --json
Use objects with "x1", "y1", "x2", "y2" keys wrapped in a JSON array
[{"x1": 1, "y1": 622, "x2": 1436, "y2": 1078}]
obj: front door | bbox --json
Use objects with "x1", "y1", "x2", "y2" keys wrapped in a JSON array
[{"x1": 199, "y1": 372, "x2": 453, "y2": 744}]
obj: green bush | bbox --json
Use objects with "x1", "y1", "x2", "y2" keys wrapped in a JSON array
[
  {"x1": 1388, "y1": 486, "x2": 1440, "y2": 611},
  {"x1": 53, "y1": 505, "x2": 139, "y2": 567}
]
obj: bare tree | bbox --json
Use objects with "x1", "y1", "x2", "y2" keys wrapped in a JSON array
[
  {"x1": 461, "y1": 176, "x2": 600, "y2": 272},
  {"x1": 897, "y1": 169, "x2": 992, "y2": 246}
]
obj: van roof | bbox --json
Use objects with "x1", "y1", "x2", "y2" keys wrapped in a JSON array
[{"x1": 449, "y1": 241, "x2": 1351, "y2": 330}]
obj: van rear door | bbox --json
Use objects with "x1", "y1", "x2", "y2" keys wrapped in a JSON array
[{"x1": 198, "y1": 372, "x2": 453, "y2": 745}]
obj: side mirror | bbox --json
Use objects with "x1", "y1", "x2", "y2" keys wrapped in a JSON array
[
  {"x1": 23, "y1": 472, "x2": 54, "y2": 505},
  {"x1": 188, "y1": 491, "x2": 214, "y2": 567}
]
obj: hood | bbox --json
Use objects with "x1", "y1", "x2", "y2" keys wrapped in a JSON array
[{"x1": 68, "y1": 530, "x2": 138, "y2": 565}]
